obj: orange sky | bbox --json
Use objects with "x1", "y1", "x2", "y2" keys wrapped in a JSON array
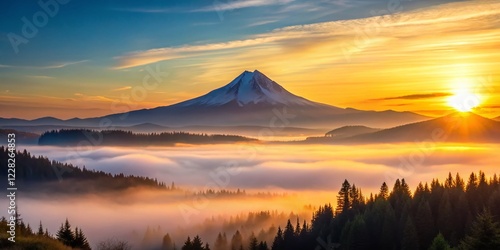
[{"x1": 0, "y1": 0, "x2": 499, "y2": 120}]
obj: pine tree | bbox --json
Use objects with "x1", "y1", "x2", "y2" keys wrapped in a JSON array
[
  {"x1": 283, "y1": 220, "x2": 295, "y2": 250},
  {"x1": 271, "y1": 227, "x2": 284, "y2": 250},
  {"x1": 459, "y1": 210, "x2": 500, "y2": 249},
  {"x1": 56, "y1": 218, "x2": 75, "y2": 247},
  {"x1": 346, "y1": 215, "x2": 369, "y2": 250},
  {"x1": 428, "y1": 233, "x2": 451, "y2": 250},
  {"x1": 73, "y1": 227, "x2": 91, "y2": 249},
  {"x1": 401, "y1": 217, "x2": 419, "y2": 250},
  {"x1": 414, "y1": 200, "x2": 435, "y2": 250},
  {"x1": 437, "y1": 191, "x2": 453, "y2": 240},
  {"x1": 248, "y1": 233, "x2": 259, "y2": 250},
  {"x1": 37, "y1": 221, "x2": 44, "y2": 236},
  {"x1": 445, "y1": 173, "x2": 454, "y2": 189},
  {"x1": 379, "y1": 182, "x2": 389, "y2": 200},
  {"x1": 231, "y1": 230, "x2": 243, "y2": 250},
  {"x1": 379, "y1": 205, "x2": 397, "y2": 250},
  {"x1": 214, "y1": 232, "x2": 227, "y2": 250},
  {"x1": 182, "y1": 236, "x2": 193, "y2": 250},
  {"x1": 163, "y1": 233, "x2": 174, "y2": 250},
  {"x1": 258, "y1": 241, "x2": 268, "y2": 250},
  {"x1": 336, "y1": 180, "x2": 351, "y2": 214}
]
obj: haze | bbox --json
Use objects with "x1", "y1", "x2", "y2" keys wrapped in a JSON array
[{"x1": 2, "y1": 142, "x2": 499, "y2": 247}]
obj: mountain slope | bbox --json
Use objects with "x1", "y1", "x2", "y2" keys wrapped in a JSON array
[
  {"x1": 174, "y1": 70, "x2": 322, "y2": 107},
  {"x1": 0, "y1": 70, "x2": 429, "y2": 129},
  {"x1": 91, "y1": 70, "x2": 428, "y2": 128},
  {"x1": 341, "y1": 112, "x2": 500, "y2": 143}
]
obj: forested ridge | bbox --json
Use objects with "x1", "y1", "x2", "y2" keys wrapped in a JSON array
[
  {"x1": 38, "y1": 129, "x2": 257, "y2": 146},
  {"x1": 174, "y1": 172, "x2": 500, "y2": 250},
  {"x1": 0, "y1": 146, "x2": 168, "y2": 192}
]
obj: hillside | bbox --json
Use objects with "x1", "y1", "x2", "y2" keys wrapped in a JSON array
[
  {"x1": 38, "y1": 129, "x2": 258, "y2": 146},
  {"x1": 0, "y1": 146, "x2": 168, "y2": 193},
  {"x1": 344, "y1": 112, "x2": 500, "y2": 143},
  {"x1": 325, "y1": 125, "x2": 381, "y2": 138},
  {"x1": 0, "y1": 129, "x2": 39, "y2": 145}
]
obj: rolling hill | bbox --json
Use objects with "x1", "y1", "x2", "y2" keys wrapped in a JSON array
[{"x1": 337, "y1": 112, "x2": 500, "y2": 143}]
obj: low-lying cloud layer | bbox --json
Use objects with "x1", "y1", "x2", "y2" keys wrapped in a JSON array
[
  {"x1": 3, "y1": 143, "x2": 499, "y2": 248},
  {"x1": 21, "y1": 143, "x2": 500, "y2": 192}
]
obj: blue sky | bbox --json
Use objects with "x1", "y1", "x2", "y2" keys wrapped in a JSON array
[{"x1": 0, "y1": 0, "x2": 456, "y2": 68}]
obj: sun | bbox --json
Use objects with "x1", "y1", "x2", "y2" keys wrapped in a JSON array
[{"x1": 447, "y1": 78, "x2": 481, "y2": 112}]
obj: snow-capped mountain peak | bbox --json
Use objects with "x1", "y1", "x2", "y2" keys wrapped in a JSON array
[{"x1": 176, "y1": 70, "x2": 316, "y2": 107}]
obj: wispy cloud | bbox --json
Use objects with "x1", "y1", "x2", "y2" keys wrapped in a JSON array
[
  {"x1": 247, "y1": 20, "x2": 278, "y2": 27},
  {"x1": 112, "y1": 86, "x2": 133, "y2": 92},
  {"x1": 114, "y1": 1, "x2": 500, "y2": 69},
  {"x1": 40, "y1": 60, "x2": 89, "y2": 69},
  {"x1": 113, "y1": 37, "x2": 280, "y2": 69},
  {"x1": 26, "y1": 75, "x2": 55, "y2": 79},
  {"x1": 193, "y1": 0, "x2": 294, "y2": 12},
  {"x1": 0, "y1": 60, "x2": 88, "y2": 69},
  {"x1": 111, "y1": 7, "x2": 176, "y2": 13},
  {"x1": 371, "y1": 92, "x2": 452, "y2": 101}
]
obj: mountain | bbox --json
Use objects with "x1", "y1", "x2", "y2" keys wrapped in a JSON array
[
  {"x1": 174, "y1": 70, "x2": 321, "y2": 107},
  {"x1": 87, "y1": 70, "x2": 429, "y2": 128},
  {"x1": 334, "y1": 112, "x2": 500, "y2": 143},
  {"x1": 495, "y1": 116, "x2": 500, "y2": 121},
  {"x1": 0, "y1": 70, "x2": 429, "y2": 129}
]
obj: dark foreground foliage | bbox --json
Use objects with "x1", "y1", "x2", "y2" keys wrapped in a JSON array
[
  {"x1": 0, "y1": 216, "x2": 89, "y2": 250},
  {"x1": 177, "y1": 171, "x2": 500, "y2": 250}
]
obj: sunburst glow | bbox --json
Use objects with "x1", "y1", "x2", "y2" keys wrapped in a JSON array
[{"x1": 447, "y1": 78, "x2": 481, "y2": 112}]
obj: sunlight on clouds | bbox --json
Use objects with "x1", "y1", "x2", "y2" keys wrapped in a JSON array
[{"x1": 111, "y1": 0, "x2": 500, "y2": 117}]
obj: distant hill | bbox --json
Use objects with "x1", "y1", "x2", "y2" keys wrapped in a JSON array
[
  {"x1": 0, "y1": 129, "x2": 39, "y2": 145},
  {"x1": 325, "y1": 125, "x2": 381, "y2": 138},
  {"x1": 0, "y1": 146, "x2": 168, "y2": 193},
  {"x1": 38, "y1": 129, "x2": 258, "y2": 146},
  {"x1": 338, "y1": 112, "x2": 500, "y2": 143}
]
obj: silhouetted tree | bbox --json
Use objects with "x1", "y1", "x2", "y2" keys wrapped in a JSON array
[
  {"x1": 401, "y1": 217, "x2": 419, "y2": 250},
  {"x1": 163, "y1": 233, "x2": 174, "y2": 250},
  {"x1": 56, "y1": 219, "x2": 74, "y2": 247},
  {"x1": 271, "y1": 227, "x2": 284, "y2": 250},
  {"x1": 428, "y1": 233, "x2": 451, "y2": 250},
  {"x1": 459, "y1": 210, "x2": 500, "y2": 249}
]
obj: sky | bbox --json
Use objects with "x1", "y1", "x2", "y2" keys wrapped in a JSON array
[{"x1": 0, "y1": 0, "x2": 499, "y2": 119}]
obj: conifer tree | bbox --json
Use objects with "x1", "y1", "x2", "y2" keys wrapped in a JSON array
[
  {"x1": 37, "y1": 221, "x2": 44, "y2": 236},
  {"x1": 460, "y1": 210, "x2": 500, "y2": 250},
  {"x1": 429, "y1": 233, "x2": 451, "y2": 250},
  {"x1": 56, "y1": 218, "x2": 75, "y2": 247},
  {"x1": 163, "y1": 233, "x2": 174, "y2": 250},
  {"x1": 401, "y1": 217, "x2": 419, "y2": 250},
  {"x1": 271, "y1": 227, "x2": 284, "y2": 250}
]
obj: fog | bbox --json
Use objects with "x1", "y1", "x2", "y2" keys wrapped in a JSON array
[{"x1": 2, "y1": 143, "x2": 499, "y2": 248}]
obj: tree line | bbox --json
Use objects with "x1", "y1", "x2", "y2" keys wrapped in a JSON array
[
  {"x1": 171, "y1": 171, "x2": 500, "y2": 250},
  {"x1": 38, "y1": 129, "x2": 257, "y2": 146},
  {"x1": 0, "y1": 215, "x2": 90, "y2": 250},
  {"x1": 0, "y1": 146, "x2": 169, "y2": 193}
]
